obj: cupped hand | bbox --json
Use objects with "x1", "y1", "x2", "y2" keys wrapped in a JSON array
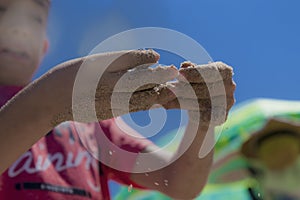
[{"x1": 162, "y1": 61, "x2": 236, "y2": 125}]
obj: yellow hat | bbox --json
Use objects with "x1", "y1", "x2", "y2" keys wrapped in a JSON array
[{"x1": 241, "y1": 118, "x2": 300, "y2": 159}]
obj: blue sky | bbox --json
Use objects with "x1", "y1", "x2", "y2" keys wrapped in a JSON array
[
  {"x1": 37, "y1": 0, "x2": 300, "y2": 104},
  {"x1": 36, "y1": 0, "x2": 300, "y2": 197}
]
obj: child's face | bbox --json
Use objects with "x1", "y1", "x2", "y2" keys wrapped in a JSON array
[{"x1": 0, "y1": 0, "x2": 49, "y2": 86}]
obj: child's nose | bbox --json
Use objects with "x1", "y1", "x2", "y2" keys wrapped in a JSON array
[
  {"x1": 0, "y1": 23, "x2": 31, "y2": 44},
  {"x1": 0, "y1": 3, "x2": 33, "y2": 39}
]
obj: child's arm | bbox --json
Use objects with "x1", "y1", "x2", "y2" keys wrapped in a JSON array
[{"x1": 0, "y1": 49, "x2": 177, "y2": 174}]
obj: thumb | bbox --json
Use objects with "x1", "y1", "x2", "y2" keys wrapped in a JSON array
[{"x1": 101, "y1": 49, "x2": 160, "y2": 73}]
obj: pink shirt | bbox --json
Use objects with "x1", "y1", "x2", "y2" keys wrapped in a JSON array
[{"x1": 0, "y1": 86, "x2": 152, "y2": 200}]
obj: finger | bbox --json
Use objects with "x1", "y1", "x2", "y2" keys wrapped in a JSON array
[
  {"x1": 163, "y1": 96, "x2": 234, "y2": 111},
  {"x1": 99, "y1": 65, "x2": 178, "y2": 92},
  {"x1": 82, "y1": 49, "x2": 160, "y2": 74},
  {"x1": 178, "y1": 61, "x2": 233, "y2": 83},
  {"x1": 169, "y1": 80, "x2": 235, "y2": 99},
  {"x1": 96, "y1": 87, "x2": 175, "y2": 111},
  {"x1": 188, "y1": 108, "x2": 228, "y2": 125},
  {"x1": 126, "y1": 88, "x2": 175, "y2": 112},
  {"x1": 92, "y1": 99, "x2": 229, "y2": 124},
  {"x1": 106, "y1": 49, "x2": 160, "y2": 73}
]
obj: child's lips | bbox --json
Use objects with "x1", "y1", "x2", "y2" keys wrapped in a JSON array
[{"x1": 0, "y1": 48, "x2": 30, "y2": 63}]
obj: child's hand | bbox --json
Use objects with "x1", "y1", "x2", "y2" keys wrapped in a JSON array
[
  {"x1": 48, "y1": 51, "x2": 234, "y2": 125},
  {"x1": 162, "y1": 61, "x2": 236, "y2": 125},
  {"x1": 92, "y1": 50, "x2": 178, "y2": 121},
  {"x1": 50, "y1": 50, "x2": 178, "y2": 124}
]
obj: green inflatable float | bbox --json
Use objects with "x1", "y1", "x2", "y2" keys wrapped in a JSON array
[{"x1": 113, "y1": 98, "x2": 300, "y2": 200}]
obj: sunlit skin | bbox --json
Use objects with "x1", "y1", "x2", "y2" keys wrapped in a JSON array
[{"x1": 0, "y1": 0, "x2": 48, "y2": 86}]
